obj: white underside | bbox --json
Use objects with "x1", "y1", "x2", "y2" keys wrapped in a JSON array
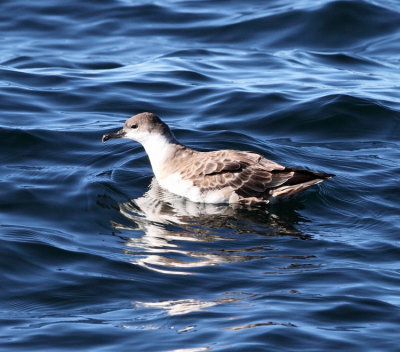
[
  {"x1": 159, "y1": 172, "x2": 232, "y2": 204},
  {"x1": 134, "y1": 133, "x2": 236, "y2": 203}
]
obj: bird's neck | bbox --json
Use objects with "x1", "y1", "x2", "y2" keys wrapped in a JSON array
[{"x1": 141, "y1": 133, "x2": 184, "y2": 180}]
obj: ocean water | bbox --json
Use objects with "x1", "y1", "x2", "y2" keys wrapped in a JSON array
[{"x1": 1, "y1": 0, "x2": 400, "y2": 351}]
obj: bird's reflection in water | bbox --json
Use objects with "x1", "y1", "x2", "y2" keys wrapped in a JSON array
[{"x1": 110, "y1": 178, "x2": 312, "y2": 275}]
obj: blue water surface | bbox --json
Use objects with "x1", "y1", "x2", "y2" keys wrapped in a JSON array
[{"x1": 1, "y1": 0, "x2": 400, "y2": 351}]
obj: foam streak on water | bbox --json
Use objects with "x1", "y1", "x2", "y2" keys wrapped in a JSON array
[{"x1": 1, "y1": 1, "x2": 400, "y2": 351}]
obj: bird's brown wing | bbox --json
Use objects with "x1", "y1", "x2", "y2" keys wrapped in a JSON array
[
  {"x1": 179, "y1": 150, "x2": 294, "y2": 199},
  {"x1": 178, "y1": 150, "x2": 333, "y2": 203}
]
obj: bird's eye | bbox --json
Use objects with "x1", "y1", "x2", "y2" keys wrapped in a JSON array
[{"x1": 130, "y1": 124, "x2": 138, "y2": 129}]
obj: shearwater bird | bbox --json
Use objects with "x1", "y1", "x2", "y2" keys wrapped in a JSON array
[{"x1": 102, "y1": 112, "x2": 334, "y2": 205}]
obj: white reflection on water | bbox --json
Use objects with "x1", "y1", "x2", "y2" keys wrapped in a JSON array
[
  {"x1": 110, "y1": 178, "x2": 310, "y2": 275},
  {"x1": 166, "y1": 347, "x2": 211, "y2": 352},
  {"x1": 136, "y1": 297, "x2": 238, "y2": 316}
]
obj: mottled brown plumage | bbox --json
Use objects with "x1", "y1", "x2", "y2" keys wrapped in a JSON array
[{"x1": 165, "y1": 148, "x2": 332, "y2": 204}]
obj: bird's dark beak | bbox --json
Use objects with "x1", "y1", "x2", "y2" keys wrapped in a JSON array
[{"x1": 102, "y1": 129, "x2": 126, "y2": 143}]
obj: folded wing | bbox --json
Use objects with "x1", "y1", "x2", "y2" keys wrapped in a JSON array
[{"x1": 180, "y1": 150, "x2": 333, "y2": 202}]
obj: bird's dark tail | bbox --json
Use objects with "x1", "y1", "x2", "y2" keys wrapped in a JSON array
[{"x1": 269, "y1": 168, "x2": 334, "y2": 198}]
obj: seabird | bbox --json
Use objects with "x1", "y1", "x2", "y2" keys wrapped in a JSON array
[{"x1": 102, "y1": 112, "x2": 334, "y2": 205}]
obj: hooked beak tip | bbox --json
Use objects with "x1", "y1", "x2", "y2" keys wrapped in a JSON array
[{"x1": 102, "y1": 129, "x2": 126, "y2": 144}]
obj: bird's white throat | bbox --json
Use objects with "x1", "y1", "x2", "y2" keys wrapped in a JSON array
[{"x1": 132, "y1": 132, "x2": 178, "y2": 180}]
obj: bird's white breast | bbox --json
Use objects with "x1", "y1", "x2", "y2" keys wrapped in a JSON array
[{"x1": 160, "y1": 172, "x2": 231, "y2": 204}]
